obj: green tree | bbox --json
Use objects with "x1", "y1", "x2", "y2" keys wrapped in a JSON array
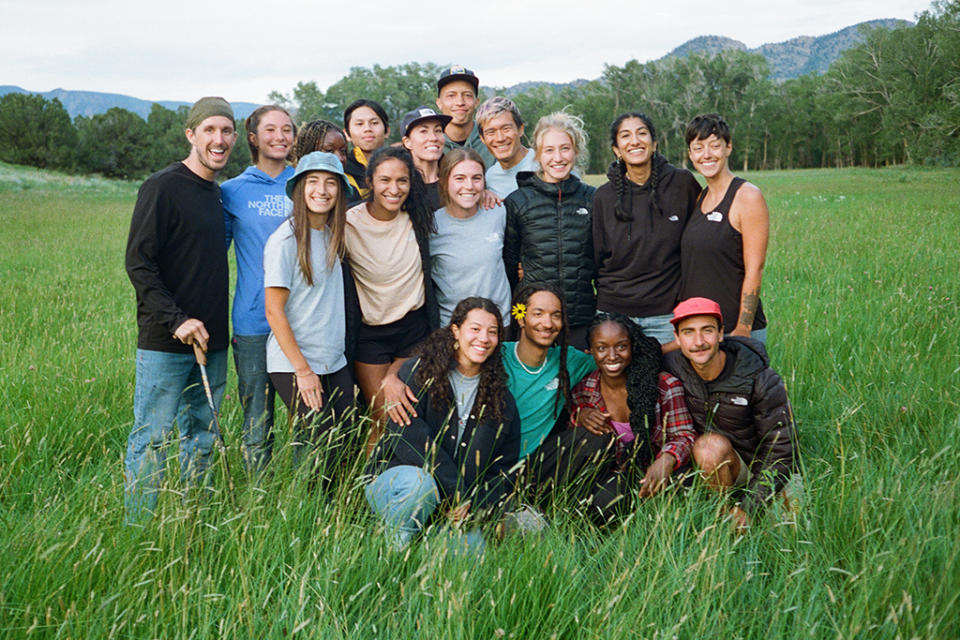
[
  {"x1": 271, "y1": 62, "x2": 445, "y2": 143},
  {"x1": 75, "y1": 107, "x2": 151, "y2": 179},
  {"x1": 0, "y1": 93, "x2": 77, "y2": 170},
  {"x1": 145, "y1": 104, "x2": 189, "y2": 173}
]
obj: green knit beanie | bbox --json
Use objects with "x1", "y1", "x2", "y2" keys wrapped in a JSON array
[{"x1": 185, "y1": 96, "x2": 235, "y2": 130}]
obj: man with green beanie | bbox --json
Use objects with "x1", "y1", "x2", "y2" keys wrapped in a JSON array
[{"x1": 124, "y1": 96, "x2": 238, "y2": 521}]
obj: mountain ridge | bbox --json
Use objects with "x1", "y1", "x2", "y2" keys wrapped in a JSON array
[{"x1": 1, "y1": 18, "x2": 913, "y2": 118}]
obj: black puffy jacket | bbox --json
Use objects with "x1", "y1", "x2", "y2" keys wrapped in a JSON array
[
  {"x1": 502, "y1": 172, "x2": 596, "y2": 326},
  {"x1": 663, "y1": 337, "x2": 797, "y2": 517}
]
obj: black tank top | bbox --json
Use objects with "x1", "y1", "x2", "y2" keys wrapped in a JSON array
[{"x1": 680, "y1": 177, "x2": 766, "y2": 332}]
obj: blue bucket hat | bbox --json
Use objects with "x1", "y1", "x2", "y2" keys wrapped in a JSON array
[{"x1": 286, "y1": 151, "x2": 353, "y2": 199}]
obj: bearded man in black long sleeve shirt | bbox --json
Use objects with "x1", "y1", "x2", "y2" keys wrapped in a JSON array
[{"x1": 123, "y1": 97, "x2": 237, "y2": 522}]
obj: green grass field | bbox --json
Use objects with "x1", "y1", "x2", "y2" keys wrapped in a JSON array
[{"x1": 1, "y1": 162, "x2": 958, "y2": 638}]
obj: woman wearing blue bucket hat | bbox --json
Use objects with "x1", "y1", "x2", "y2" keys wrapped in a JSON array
[{"x1": 264, "y1": 152, "x2": 359, "y2": 477}]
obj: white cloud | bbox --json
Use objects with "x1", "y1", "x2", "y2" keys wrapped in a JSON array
[{"x1": 0, "y1": 0, "x2": 931, "y2": 102}]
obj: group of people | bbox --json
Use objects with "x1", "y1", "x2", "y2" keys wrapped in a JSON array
[{"x1": 123, "y1": 66, "x2": 798, "y2": 549}]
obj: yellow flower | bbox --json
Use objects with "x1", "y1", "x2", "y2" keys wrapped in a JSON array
[{"x1": 511, "y1": 303, "x2": 526, "y2": 322}]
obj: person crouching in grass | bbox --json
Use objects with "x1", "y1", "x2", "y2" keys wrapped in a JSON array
[
  {"x1": 571, "y1": 313, "x2": 696, "y2": 500},
  {"x1": 364, "y1": 297, "x2": 520, "y2": 552}
]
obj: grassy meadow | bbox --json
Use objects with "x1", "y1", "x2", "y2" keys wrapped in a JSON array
[{"x1": 0, "y1": 161, "x2": 958, "y2": 638}]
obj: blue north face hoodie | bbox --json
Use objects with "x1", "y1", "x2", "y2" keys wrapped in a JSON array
[{"x1": 222, "y1": 165, "x2": 295, "y2": 335}]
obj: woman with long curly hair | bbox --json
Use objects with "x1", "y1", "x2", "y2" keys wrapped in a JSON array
[
  {"x1": 572, "y1": 312, "x2": 696, "y2": 497},
  {"x1": 263, "y1": 152, "x2": 356, "y2": 471},
  {"x1": 503, "y1": 283, "x2": 628, "y2": 525},
  {"x1": 345, "y1": 146, "x2": 438, "y2": 448},
  {"x1": 592, "y1": 112, "x2": 701, "y2": 347},
  {"x1": 364, "y1": 297, "x2": 520, "y2": 551}
]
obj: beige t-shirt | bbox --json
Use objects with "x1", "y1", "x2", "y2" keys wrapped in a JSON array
[{"x1": 345, "y1": 203, "x2": 425, "y2": 326}]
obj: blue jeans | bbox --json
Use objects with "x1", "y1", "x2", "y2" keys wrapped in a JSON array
[
  {"x1": 751, "y1": 327, "x2": 767, "y2": 344},
  {"x1": 364, "y1": 466, "x2": 485, "y2": 555},
  {"x1": 365, "y1": 466, "x2": 439, "y2": 549},
  {"x1": 232, "y1": 334, "x2": 275, "y2": 472},
  {"x1": 124, "y1": 348, "x2": 227, "y2": 522},
  {"x1": 628, "y1": 313, "x2": 676, "y2": 345}
]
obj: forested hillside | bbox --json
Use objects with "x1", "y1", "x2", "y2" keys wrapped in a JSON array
[{"x1": 0, "y1": 3, "x2": 956, "y2": 179}]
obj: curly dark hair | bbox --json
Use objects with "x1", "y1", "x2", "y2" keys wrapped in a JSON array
[
  {"x1": 364, "y1": 146, "x2": 436, "y2": 244},
  {"x1": 413, "y1": 297, "x2": 508, "y2": 423},
  {"x1": 608, "y1": 112, "x2": 665, "y2": 223},
  {"x1": 292, "y1": 119, "x2": 345, "y2": 165},
  {"x1": 511, "y1": 282, "x2": 572, "y2": 417},
  {"x1": 587, "y1": 312, "x2": 662, "y2": 469}
]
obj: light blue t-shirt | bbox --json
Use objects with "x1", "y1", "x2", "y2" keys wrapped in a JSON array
[
  {"x1": 222, "y1": 165, "x2": 295, "y2": 335},
  {"x1": 431, "y1": 205, "x2": 512, "y2": 326},
  {"x1": 501, "y1": 341, "x2": 596, "y2": 458},
  {"x1": 263, "y1": 222, "x2": 347, "y2": 375},
  {"x1": 485, "y1": 148, "x2": 538, "y2": 199}
]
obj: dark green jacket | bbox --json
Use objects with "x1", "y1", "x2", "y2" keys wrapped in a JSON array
[
  {"x1": 502, "y1": 172, "x2": 597, "y2": 326},
  {"x1": 443, "y1": 123, "x2": 496, "y2": 171}
]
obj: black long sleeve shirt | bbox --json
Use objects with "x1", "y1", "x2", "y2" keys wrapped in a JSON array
[{"x1": 125, "y1": 162, "x2": 229, "y2": 353}]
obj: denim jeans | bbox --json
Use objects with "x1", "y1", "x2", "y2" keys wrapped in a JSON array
[
  {"x1": 365, "y1": 465, "x2": 440, "y2": 549},
  {"x1": 627, "y1": 313, "x2": 676, "y2": 345},
  {"x1": 124, "y1": 348, "x2": 227, "y2": 522},
  {"x1": 232, "y1": 334, "x2": 275, "y2": 472}
]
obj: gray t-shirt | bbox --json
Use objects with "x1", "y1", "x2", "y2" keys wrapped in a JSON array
[
  {"x1": 431, "y1": 205, "x2": 512, "y2": 326},
  {"x1": 263, "y1": 222, "x2": 347, "y2": 375},
  {"x1": 449, "y1": 368, "x2": 480, "y2": 444},
  {"x1": 485, "y1": 148, "x2": 538, "y2": 198}
]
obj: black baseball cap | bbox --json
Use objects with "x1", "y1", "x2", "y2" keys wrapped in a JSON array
[
  {"x1": 401, "y1": 106, "x2": 452, "y2": 137},
  {"x1": 437, "y1": 65, "x2": 479, "y2": 94}
]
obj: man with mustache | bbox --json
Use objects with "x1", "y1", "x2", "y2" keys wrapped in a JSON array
[
  {"x1": 663, "y1": 297, "x2": 798, "y2": 528},
  {"x1": 124, "y1": 97, "x2": 238, "y2": 521}
]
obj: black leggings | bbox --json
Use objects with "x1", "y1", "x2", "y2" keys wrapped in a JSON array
[
  {"x1": 522, "y1": 428, "x2": 633, "y2": 526},
  {"x1": 270, "y1": 366, "x2": 359, "y2": 476}
]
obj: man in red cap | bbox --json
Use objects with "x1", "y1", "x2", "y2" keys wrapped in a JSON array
[{"x1": 664, "y1": 297, "x2": 798, "y2": 529}]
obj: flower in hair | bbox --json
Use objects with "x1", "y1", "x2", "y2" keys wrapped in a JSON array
[{"x1": 511, "y1": 303, "x2": 526, "y2": 322}]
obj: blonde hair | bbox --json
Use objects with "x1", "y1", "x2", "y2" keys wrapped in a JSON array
[{"x1": 532, "y1": 111, "x2": 589, "y2": 176}]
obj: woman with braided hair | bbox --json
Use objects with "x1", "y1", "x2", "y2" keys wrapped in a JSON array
[
  {"x1": 593, "y1": 113, "x2": 701, "y2": 347},
  {"x1": 571, "y1": 313, "x2": 696, "y2": 497},
  {"x1": 293, "y1": 119, "x2": 362, "y2": 198}
]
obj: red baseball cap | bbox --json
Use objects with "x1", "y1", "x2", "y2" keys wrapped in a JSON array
[{"x1": 671, "y1": 297, "x2": 723, "y2": 327}]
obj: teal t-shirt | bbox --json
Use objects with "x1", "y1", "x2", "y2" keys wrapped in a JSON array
[{"x1": 502, "y1": 341, "x2": 596, "y2": 458}]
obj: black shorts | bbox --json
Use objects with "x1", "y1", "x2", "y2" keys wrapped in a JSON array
[{"x1": 354, "y1": 307, "x2": 430, "y2": 365}]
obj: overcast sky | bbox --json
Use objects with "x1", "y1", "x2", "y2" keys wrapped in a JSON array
[{"x1": 1, "y1": 0, "x2": 931, "y2": 104}]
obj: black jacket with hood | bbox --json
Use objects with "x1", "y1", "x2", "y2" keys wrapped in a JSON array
[
  {"x1": 664, "y1": 336, "x2": 797, "y2": 517},
  {"x1": 592, "y1": 156, "x2": 701, "y2": 317}
]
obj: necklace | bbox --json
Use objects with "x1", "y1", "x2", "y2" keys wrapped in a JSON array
[{"x1": 514, "y1": 342, "x2": 548, "y2": 375}]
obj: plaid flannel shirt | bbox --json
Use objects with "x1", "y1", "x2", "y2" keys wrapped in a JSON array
[{"x1": 571, "y1": 370, "x2": 696, "y2": 467}]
